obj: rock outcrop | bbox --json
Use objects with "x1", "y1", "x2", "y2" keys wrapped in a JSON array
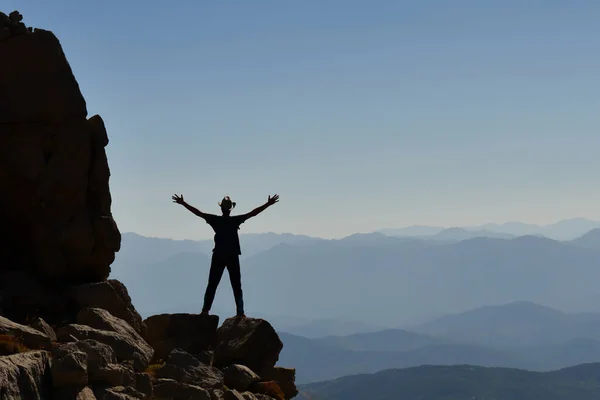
[
  {"x1": 214, "y1": 318, "x2": 284, "y2": 376},
  {"x1": 0, "y1": 10, "x2": 297, "y2": 400},
  {"x1": 0, "y1": 8, "x2": 120, "y2": 324},
  {"x1": 144, "y1": 313, "x2": 219, "y2": 362},
  {"x1": 0, "y1": 351, "x2": 52, "y2": 399}
]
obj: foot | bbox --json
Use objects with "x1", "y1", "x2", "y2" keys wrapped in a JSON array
[
  {"x1": 235, "y1": 312, "x2": 246, "y2": 319},
  {"x1": 200, "y1": 310, "x2": 210, "y2": 316}
]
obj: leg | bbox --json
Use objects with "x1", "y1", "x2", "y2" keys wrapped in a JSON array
[
  {"x1": 202, "y1": 253, "x2": 227, "y2": 313},
  {"x1": 226, "y1": 255, "x2": 244, "y2": 316}
]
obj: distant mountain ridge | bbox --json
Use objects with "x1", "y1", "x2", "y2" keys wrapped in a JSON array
[
  {"x1": 411, "y1": 300, "x2": 600, "y2": 347},
  {"x1": 111, "y1": 231, "x2": 600, "y2": 326},
  {"x1": 276, "y1": 301, "x2": 600, "y2": 383},
  {"x1": 380, "y1": 217, "x2": 600, "y2": 240},
  {"x1": 277, "y1": 331, "x2": 522, "y2": 383},
  {"x1": 570, "y1": 228, "x2": 600, "y2": 250},
  {"x1": 118, "y1": 218, "x2": 600, "y2": 267},
  {"x1": 299, "y1": 363, "x2": 600, "y2": 400}
]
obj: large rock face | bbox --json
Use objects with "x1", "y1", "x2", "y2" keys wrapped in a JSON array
[{"x1": 0, "y1": 11, "x2": 120, "y2": 289}]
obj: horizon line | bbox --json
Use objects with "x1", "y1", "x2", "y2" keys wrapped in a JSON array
[{"x1": 121, "y1": 217, "x2": 600, "y2": 242}]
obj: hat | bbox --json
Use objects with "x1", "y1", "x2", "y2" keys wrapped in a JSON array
[{"x1": 219, "y1": 196, "x2": 236, "y2": 210}]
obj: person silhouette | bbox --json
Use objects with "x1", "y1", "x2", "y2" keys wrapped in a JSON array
[{"x1": 172, "y1": 193, "x2": 280, "y2": 318}]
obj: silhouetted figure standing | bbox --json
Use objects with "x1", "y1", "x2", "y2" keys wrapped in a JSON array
[{"x1": 172, "y1": 193, "x2": 280, "y2": 318}]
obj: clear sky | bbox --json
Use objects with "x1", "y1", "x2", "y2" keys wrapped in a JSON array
[{"x1": 8, "y1": 0, "x2": 600, "y2": 239}]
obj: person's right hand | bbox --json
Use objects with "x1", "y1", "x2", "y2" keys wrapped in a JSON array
[
  {"x1": 267, "y1": 194, "x2": 280, "y2": 206},
  {"x1": 172, "y1": 194, "x2": 185, "y2": 205}
]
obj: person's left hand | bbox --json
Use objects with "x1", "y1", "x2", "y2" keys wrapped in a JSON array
[{"x1": 267, "y1": 194, "x2": 280, "y2": 206}]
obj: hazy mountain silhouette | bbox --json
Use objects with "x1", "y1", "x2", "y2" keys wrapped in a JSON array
[
  {"x1": 426, "y1": 227, "x2": 516, "y2": 240},
  {"x1": 114, "y1": 231, "x2": 325, "y2": 267},
  {"x1": 279, "y1": 328, "x2": 600, "y2": 383},
  {"x1": 299, "y1": 363, "x2": 600, "y2": 400},
  {"x1": 276, "y1": 302, "x2": 600, "y2": 383},
  {"x1": 111, "y1": 233, "x2": 600, "y2": 326},
  {"x1": 570, "y1": 228, "x2": 600, "y2": 250},
  {"x1": 278, "y1": 318, "x2": 385, "y2": 338},
  {"x1": 278, "y1": 332, "x2": 521, "y2": 383},
  {"x1": 379, "y1": 218, "x2": 600, "y2": 240},
  {"x1": 412, "y1": 301, "x2": 600, "y2": 347},
  {"x1": 379, "y1": 225, "x2": 445, "y2": 237},
  {"x1": 314, "y1": 329, "x2": 450, "y2": 352}
]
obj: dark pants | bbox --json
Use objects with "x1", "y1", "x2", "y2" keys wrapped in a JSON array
[{"x1": 202, "y1": 252, "x2": 244, "y2": 314}]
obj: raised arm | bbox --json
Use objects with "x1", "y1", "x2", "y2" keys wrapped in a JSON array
[
  {"x1": 172, "y1": 194, "x2": 210, "y2": 219},
  {"x1": 242, "y1": 194, "x2": 280, "y2": 220}
]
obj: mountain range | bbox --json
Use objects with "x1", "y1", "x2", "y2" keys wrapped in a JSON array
[
  {"x1": 107, "y1": 226, "x2": 600, "y2": 388},
  {"x1": 379, "y1": 217, "x2": 600, "y2": 240},
  {"x1": 298, "y1": 363, "x2": 600, "y2": 400},
  {"x1": 111, "y1": 229, "x2": 600, "y2": 327},
  {"x1": 276, "y1": 301, "x2": 600, "y2": 383}
]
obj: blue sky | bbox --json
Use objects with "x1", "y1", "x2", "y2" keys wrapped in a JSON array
[{"x1": 8, "y1": 0, "x2": 600, "y2": 239}]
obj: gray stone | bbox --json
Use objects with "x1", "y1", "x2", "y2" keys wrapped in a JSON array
[
  {"x1": 54, "y1": 386, "x2": 97, "y2": 399},
  {"x1": 0, "y1": 351, "x2": 51, "y2": 399},
  {"x1": 223, "y1": 364, "x2": 260, "y2": 392},
  {"x1": 155, "y1": 348, "x2": 224, "y2": 390},
  {"x1": 70, "y1": 280, "x2": 144, "y2": 335},
  {"x1": 53, "y1": 339, "x2": 117, "y2": 372},
  {"x1": 30, "y1": 317, "x2": 57, "y2": 342},
  {"x1": 57, "y1": 324, "x2": 152, "y2": 371},
  {"x1": 0, "y1": 315, "x2": 51, "y2": 350},
  {"x1": 92, "y1": 363, "x2": 135, "y2": 387},
  {"x1": 51, "y1": 350, "x2": 88, "y2": 387},
  {"x1": 134, "y1": 372, "x2": 153, "y2": 399},
  {"x1": 94, "y1": 385, "x2": 146, "y2": 400},
  {"x1": 224, "y1": 389, "x2": 246, "y2": 400},
  {"x1": 154, "y1": 378, "x2": 211, "y2": 400}
]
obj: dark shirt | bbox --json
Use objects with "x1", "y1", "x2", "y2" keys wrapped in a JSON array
[{"x1": 204, "y1": 214, "x2": 249, "y2": 255}]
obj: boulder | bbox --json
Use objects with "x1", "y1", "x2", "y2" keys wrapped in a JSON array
[
  {"x1": 154, "y1": 378, "x2": 211, "y2": 400},
  {"x1": 134, "y1": 372, "x2": 153, "y2": 399},
  {"x1": 0, "y1": 315, "x2": 52, "y2": 350},
  {"x1": 30, "y1": 317, "x2": 57, "y2": 342},
  {"x1": 261, "y1": 367, "x2": 298, "y2": 399},
  {"x1": 54, "y1": 385, "x2": 97, "y2": 400},
  {"x1": 53, "y1": 339, "x2": 117, "y2": 372},
  {"x1": 0, "y1": 350, "x2": 51, "y2": 399},
  {"x1": 224, "y1": 389, "x2": 246, "y2": 400},
  {"x1": 52, "y1": 339, "x2": 135, "y2": 388},
  {"x1": 56, "y1": 324, "x2": 152, "y2": 371},
  {"x1": 197, "y1": 350, "x2": 214, "y2": 366},
  {"x1": 248, "y1": 381, "x2": 286, "y2": 400},
  {"x1": 51, "y1": 350, "x2": 88, "y2": 387},
  {"x1": 144, "y1": 313, "x2": 218, "y2": 361},
  {"x1": 76, "y1": 307, "x2": 152, "y2": 362},
  {"x1": 210, "y1": 388, "x2": 224, "y2": 400},
  {"x1": 93, "y1": 363, "x2": 135, "y2": 387},
  {"x1": 71, "y1": 280, "x2": 143, "y2": 335},
  {"x1": 214, "y1": 318, "x2": 283, "y2": 375},
  {"x1": 155, "y1": 348, "x2": 224, "y2": 391},
  {"x1": 222, "y1": 364, "x2": 260, "y2": 392},
  {"x1": 93, "y1": 385, "x2": 146, "y2": 400}
]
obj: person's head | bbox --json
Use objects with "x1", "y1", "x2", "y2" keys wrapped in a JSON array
[{"x1": 219, "y1": 196, "x2": 236, "y2": 216}]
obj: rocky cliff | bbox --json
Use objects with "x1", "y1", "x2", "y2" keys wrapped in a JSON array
[{"x1": 0, "y1": 11, "x2": 297, "y2": 400}]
